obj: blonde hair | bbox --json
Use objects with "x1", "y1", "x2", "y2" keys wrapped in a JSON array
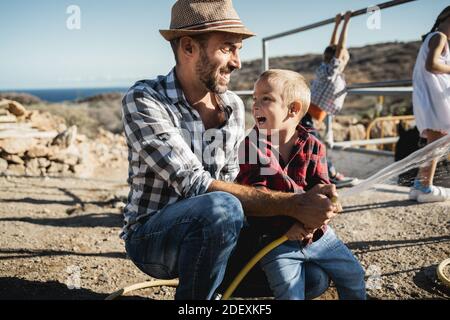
[{"x1": 258, "y1": 69, "x2": 311, "y2": 119}]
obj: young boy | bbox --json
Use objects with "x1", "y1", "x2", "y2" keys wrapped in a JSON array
[
  {"x1": 305, "y1": 11, "x2": 358, "y2": 188},
  {"x1": 237, "y1": 69, "x2": 366, "y2": 300}
]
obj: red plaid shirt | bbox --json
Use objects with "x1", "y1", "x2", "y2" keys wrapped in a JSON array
[{"x1": 237, "y1": 125, "x2": 329, "y2": 244}]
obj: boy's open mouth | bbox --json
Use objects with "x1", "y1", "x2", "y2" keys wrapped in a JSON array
[{"x1": 256, "y1": 116, "x2": 266, "y2": 125}]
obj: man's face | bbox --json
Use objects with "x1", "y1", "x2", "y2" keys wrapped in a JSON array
[{"x1": 195, "y1": 32, "x2": 243, "y2": 94}]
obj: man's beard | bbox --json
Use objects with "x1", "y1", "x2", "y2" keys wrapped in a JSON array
[{"x1": 196, "y1": 48, "x2": 234, "y2": 94}]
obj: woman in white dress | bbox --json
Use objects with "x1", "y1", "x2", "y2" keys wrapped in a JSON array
[{"x1": 410, "y1": 6, "x2": 450, "y2": 202}]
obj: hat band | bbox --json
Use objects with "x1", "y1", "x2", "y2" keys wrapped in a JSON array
[{"x1": 176, "y1": 19, "x2": 245, "y2": 31}]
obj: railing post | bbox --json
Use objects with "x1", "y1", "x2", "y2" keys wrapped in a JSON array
[
  {"x1": 325, "y1": 114, "x2": 334, "y2": 148},
  {"x1": 262, "y1": 40, "x2": 269, "y2": 72},
  {"x1": 375, "y1": 95, "x2": 384, "y2": 118}
]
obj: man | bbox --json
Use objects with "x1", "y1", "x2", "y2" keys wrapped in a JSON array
[{"x1": 122, "y1": 0, "x2": 341, "y2": 300}]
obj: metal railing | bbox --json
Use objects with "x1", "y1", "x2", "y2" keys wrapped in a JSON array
[
  {"x1": 261, "y1": 0, "x2": 418, "y2": 72},
  {"x1": 235, "y1": 83, "x2": 415, "y2": 149}
]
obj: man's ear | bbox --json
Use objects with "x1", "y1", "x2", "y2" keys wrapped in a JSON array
[{"x1": 179, "y1": 36, "x2": 196, "y2": 59}]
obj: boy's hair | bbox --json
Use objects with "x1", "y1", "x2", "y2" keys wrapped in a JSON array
[
  {"x1": 258, "y1": 69, "x2": 311, "y2": 120},
  {"x1": 323, "y1": 45, "x2": 337, "y2": 63}
]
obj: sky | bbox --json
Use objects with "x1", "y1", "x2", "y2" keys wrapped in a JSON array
[{"x1": 0, "y1": 0, "x2": 447, "y2": 90}]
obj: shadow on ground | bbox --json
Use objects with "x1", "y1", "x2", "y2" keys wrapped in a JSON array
[{"x1": 0, "y1": 277, "x2": 151, "y2": 300}]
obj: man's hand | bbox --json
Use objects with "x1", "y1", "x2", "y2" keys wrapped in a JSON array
[
  {"x1": 285, "y1": 222, "x2": 314, "y2": 241},
  {"x1": 335, "y1": 13, "x2": 342, "y2": 24},
  {"x1": 288, "y1": 184, "x2": 340, "y2": 230}
]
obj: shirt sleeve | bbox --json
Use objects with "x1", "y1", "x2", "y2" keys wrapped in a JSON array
[{"x1": 122, "y1": 87, "x2": 213, "y2": 198}]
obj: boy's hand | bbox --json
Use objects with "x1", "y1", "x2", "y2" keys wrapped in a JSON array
[
  {"x1": 344, "y1": 10, "x2": 352, "y2": 21},
  {"x1": 289, "y1": 184, "x2": 339, "y2": 230},
  {"x1": 285, "y1": 222, "x2": 314, "y2": 241},
  {"x1": 335, "y1": 13, "x2": 342, "y2": 24}
]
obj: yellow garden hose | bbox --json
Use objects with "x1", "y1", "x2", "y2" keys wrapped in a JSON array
[
  {"x1": 221, "y1": 235, "x2": 288, "y2": 300},
  {"x1": 106, "y1": 196, "x2": 339, "y2": 300},
  {"x1": 105, "y1": 279, "x2": 179, "y2": 300},
  {"x1": 104, "y1": 236, "x2": 288, "y2": 300},
  {"x1": 436, "y1": 258, "x2": 450, "y2": 288}
]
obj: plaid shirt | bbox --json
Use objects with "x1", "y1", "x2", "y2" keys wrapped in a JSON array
[
  {"x1": 236, "y1": 125, "x2": 329, "y2": 244},
  {"x1": 310, "y1": 57, "x2": 347, "y2": 115},
  {"x1": 121, "y1": 68, "x2": 245, "y2": 239}
]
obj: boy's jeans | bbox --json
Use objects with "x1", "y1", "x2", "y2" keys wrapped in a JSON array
[
  {"x1": 125, "y1": 191, "x2": 334, "y2": 300},
  {"x1": 260, "y1": 227, "x2": 367, "y2": 300}
]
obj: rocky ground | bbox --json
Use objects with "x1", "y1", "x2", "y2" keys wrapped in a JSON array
[{"x1": 0, "y1": 165, "x2": 448, "y2": 300}]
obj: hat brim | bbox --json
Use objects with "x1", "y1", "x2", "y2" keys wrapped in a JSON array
[{"x1": 159, "y1": 27, "x2": 256, "y2": 41}]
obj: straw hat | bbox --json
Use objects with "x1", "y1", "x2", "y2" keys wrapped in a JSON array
[{"x1": 159, "y1": 0, "x2": 255, "y2": 41}]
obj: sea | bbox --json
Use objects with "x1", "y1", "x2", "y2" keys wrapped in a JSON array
[{"x1": 0, "y1": 87, "x2": 129, "y2": 103}]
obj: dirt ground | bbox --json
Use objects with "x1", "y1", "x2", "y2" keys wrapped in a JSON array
[{"x1": 0, "y1": 165, "x2": 448, "y2": 300}]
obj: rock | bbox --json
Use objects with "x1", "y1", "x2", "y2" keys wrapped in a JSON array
[
  {"x1": 27, "y1": 110, "x2": 66, "y2": 132},
  {"x1": 26, "y1": 145, "x2": 50, "y2": 158},
  {"x1": 0, "y1": 158, "x2": 8, "y2": 172},
  {"x1": 49, "y1": 151, "x2": 80, "y2": 166},
  {"x1": 72, "y1": 164, "x2": 93, "y2": 178},
  {"x1": 332, "y1": 122, "x2": 349, "y2": 142},
  {"x1": 6, "y1": 100, "x2": 27, "y2": 117},
  {"x1": 25, "y1": 166, "x2": 41, "y2": 177},
  {"x1": 37, "y1": 157, "x2": 51, "y2": 168},
  {"x1": 0, "y1": 138, "x2": 37, "y2": 154},
  {"x1": 348, "y1": 124, "x2": 367, "y2": 141},
  {"x1": 3, "y1": 154, "x2": 24, "y2": 165},
  {"x1": 26, "y1": 158, "x2": 40, "y2": 171},
  {"x1": 52, "y1": 125, "x2": 77, "y2": 149},
  {"x1": 6, "y1": 164, "x2": 25, "y2": 175},
  {"x1": 47, "y1": 162, "x2": 65, "y2": 174},
  {"x1": 0, "y1": 93, "x2": 42, "y2": 105}
]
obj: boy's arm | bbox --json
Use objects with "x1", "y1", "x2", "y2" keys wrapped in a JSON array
[
  {"x1": 426, "y1": 32, "x2": 450, "y2": 74},
  {"x1": 336, "y1": 11, "x2": 352, "y2": 63},
  {"x1": 329, "y1": 14, "x2": 342, "y2": 46}
]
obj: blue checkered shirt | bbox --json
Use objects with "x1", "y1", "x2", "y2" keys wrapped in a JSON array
[
  {"x1": 120, "y1": 68, "x2": 245, "y2": 239},
  {"x1": 310, "y1": 58, "x2": 347, "y2": 115}
]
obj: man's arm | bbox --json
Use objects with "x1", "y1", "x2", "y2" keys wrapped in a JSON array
[{"x1": 207, "y1": 180, "x2": 339, "y2": 230}]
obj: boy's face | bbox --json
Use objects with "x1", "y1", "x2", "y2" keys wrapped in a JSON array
[{"x1": 252, "y1": 77, "x2": 290, "y2": 132}]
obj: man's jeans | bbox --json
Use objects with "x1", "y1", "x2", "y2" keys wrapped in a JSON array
[
  {"x1": 125, "y1": 191, "x2": 334, "y2": 300},
  {"x1": 260, "y1": 227, "x2": 367, "y2": 300}
]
